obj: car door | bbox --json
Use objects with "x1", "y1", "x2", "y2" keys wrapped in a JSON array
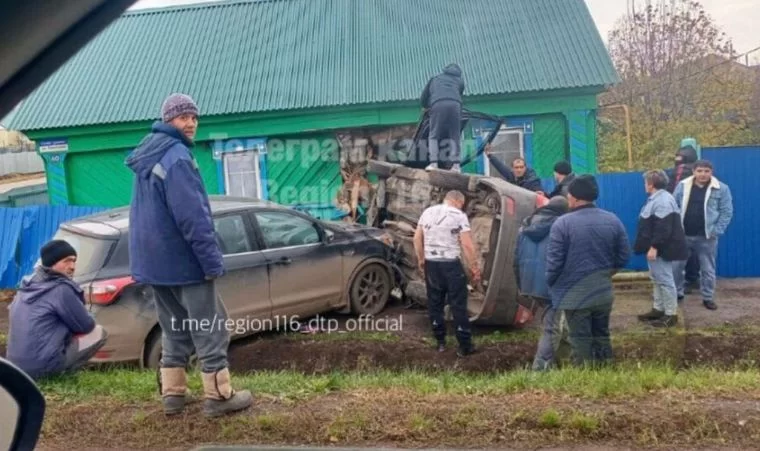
[
  {"x1": 212, "y1": 211, "x2": 271, "y2": 337},
  {"x1": 251, "y1": 209, "x2": 343, "y2": 320}
]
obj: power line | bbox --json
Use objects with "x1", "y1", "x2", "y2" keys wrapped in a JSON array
[{"x1": 600, "y1": 45, "x2": 760, "y2": 108}]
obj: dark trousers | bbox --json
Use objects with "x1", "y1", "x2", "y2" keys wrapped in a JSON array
[
  {"x1": 685, "y1": 253, "x2": 700, "y2": 285},
  {"x1": 562, "y1": 304, "x2": 613, "y2": 366},
  {"x1": 428, "y1": 100, "x2": 462, "y2": 169},
  {"x1": 152, "y1": 280, "x2": 231, "y2": 373},
  {"x1": 425, "y1": 259, "x2": 472, "y2": 348}
]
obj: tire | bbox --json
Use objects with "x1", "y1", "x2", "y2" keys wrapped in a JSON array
[
  {"x1": 349, "y1": 263, "x2": 392, "y2": 316},
  {"x1": 143, "y1": 326, "x2": 198, "y2": 370}
]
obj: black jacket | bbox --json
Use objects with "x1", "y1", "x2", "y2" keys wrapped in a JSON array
[
  {"x1": 665, "y1": 146, "x2": 698, "y2": 193},
  {"x1": 549, "y1": 173, "x2": 576, "y2": 198},
  {"x1": 633, "y1": 189, "x2": 688, "y2": 261},
  {"x1": 420, "y1": 64, "x2": 464, "y2": 108},
  {"x1": 487, "y1": 155, "x2": 543, "y2": 192}
]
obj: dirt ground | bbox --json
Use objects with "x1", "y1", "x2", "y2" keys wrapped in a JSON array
[
  {"x1": 1, "y1": 279, "x2": 759, "y2": 368},
  {"x1": 3, "y1": 280, "x2": 760, "y2": 450}
]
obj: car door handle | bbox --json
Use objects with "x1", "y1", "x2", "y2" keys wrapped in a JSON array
[{"x1": 275, "y1": 257, "x2": 292, "y2": 265}]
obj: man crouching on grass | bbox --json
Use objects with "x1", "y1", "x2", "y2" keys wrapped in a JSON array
[{"x1": 6, "y1": 239, "x2": 108, "y2": 380}]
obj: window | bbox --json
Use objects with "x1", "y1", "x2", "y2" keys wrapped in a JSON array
[
  {"x1": 485, "y1": 126, "x2": 524, "y2": 177},
  {"x1": 214, "y1": 214, "x2": 254, "y2": 255},
  {"x1": 223, "y1": 150, "x2": 261, "y2": 199},
  {"x1": 254, "y1": 211, "x2": 321, "y2": 249}
]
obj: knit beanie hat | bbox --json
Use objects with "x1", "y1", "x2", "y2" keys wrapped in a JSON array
[
  {"x1": 548, "y1": 195, "x2": 569, "y2": 212},
  {"x1": 41, "y1": 239, "x2": 77, "y2": 267},
  {"x1": 554, "y1": 161, "x2": 572, "y2": 176},
  {"x1": 568, "y1": 174, "x2": 599, "y2": 202},
  {"x1": 161, "y1": 93, "x2": 199, "y2": 123}
]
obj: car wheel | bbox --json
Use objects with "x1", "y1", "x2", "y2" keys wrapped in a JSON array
[
  {"x1": 350, "y1": 263, "x2": 392, "y2": 316},
  {"x1": 144, "y1": 327, "x2": 198, "y2": 371}
]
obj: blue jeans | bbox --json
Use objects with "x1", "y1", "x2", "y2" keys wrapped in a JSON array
[
  {"x1": 649, "y1": 257, "x2": 677, "y2": 315},
  {"x1": 674, "y1": 236, "x2": 718, "y2": 302},
  {"x1": 532, "y1": 306, "x2": 570, "y2": 371}
]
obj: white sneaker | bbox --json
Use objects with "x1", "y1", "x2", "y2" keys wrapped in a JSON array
[
  {"x1": 451, "y1": 163, "x2": 461, "y2": 173},
  {"x1": 425, "y1": 163, "x2": 438, "y2": 171}
]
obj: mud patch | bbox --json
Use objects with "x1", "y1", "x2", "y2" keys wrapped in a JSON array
[{"x1": 227, "y1": 331, "x2": 760, "y2": 374}]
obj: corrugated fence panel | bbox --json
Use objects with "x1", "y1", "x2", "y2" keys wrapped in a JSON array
[
  {"x1": 701, "y1": 147, "x2": 760, "y2": 278},
  {"x1": 0, "y1": 148, "x2": 45, "y2": 176},
  {"x1": 17, "y1": 206, "x2": 108, "y2": 281},
  {"x1": 539, "y1": 146, "x2": 760, "y2": 277},
  {"x1": 0, "y1": 209, "x2": 25, "y2": 287},
  {"x1": 0, "y1": 205, "x2": 108, "y2": 287},
  {"x1": 594, "y1": 172, "x2": 649, "y2": 271}
]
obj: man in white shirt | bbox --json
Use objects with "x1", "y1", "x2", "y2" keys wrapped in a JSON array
[{"x1": 414, "y1": 190, "x2": 481, "y2": 356}]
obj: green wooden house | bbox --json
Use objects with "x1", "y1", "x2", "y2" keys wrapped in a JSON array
[{"x1": 3, "y1": 0, "x2": 618, "y2": 209}]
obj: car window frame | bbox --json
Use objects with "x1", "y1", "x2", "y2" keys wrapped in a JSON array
[
  {"x1": 212, "y1": 210, "x2": 259, "y2": 256},
  {"x1": 249, "y1": 208, "x2": 326, "y2": 252}
]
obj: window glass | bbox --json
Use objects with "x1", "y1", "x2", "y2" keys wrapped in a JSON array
[
  {"x1": 254, "y1": 211, "x2": 321, "y2": 249},
  {"x1": 213, "y1": 215, "x2": 254, "y2": 255},
  {"x1": 487, "y1": 127, "x2": 524, "y2": 175}
]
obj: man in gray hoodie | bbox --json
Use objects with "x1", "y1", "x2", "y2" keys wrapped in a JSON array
[
  {"x1": 420, "y1": 63, "x2": 465, "y2": 172},
  {"x1": 6, "y1": 240, "x2": 107, "y2": 380}
]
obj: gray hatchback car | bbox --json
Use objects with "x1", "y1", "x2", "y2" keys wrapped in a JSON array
[{"x1": 49, "y1": 195, "x2": 398, "y2": 368}]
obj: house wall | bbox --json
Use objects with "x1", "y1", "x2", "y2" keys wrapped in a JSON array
[{"x1": 26, "y1": 90, "x2": 601, "y2": 206}]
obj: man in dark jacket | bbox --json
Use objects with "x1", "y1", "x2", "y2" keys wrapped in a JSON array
[
  {"x1": 546, "y1": 175, "x2": 631, "y2": 366},
  {"x1": 548, "y1": 161, "x2": 576, "y2": 198},
  {"x1": 634, "y1": 170, "x2": 688, "y2": 328},
  {"x1": 485, "y1": 145, "x2": 543, "y2": 192},
  {"x1": 513, "y1": 196, "x2": 571, "y2": 370},
  {"x1": 125, "y1": 93, "x2": 251, "y2": 417},
  {"x1": 420, "y1": 63, "x2": 465, "y2": 172},
  {"x1": 665, "y1": 145, "x2": 700, "y2": 289},
  {"x1": 6, "y1": 240, "x2": 107, "y2": 380}
]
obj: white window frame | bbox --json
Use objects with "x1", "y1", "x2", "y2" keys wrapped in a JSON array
[
  {"x1": 483, "y1": 125, "x2": 525, "y2": 177},
  {"x1": 223, "y1": 146, "x2": 262, "y2": 199}
]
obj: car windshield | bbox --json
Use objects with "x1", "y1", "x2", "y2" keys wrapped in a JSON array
[{"x1": 43, "y1": 229, "x2": 114, "y2": 278}]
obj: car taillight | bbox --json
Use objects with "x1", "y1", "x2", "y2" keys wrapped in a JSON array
[
  {"x1": 513, "y1": 304, "x2": 534, "y2": 327},
  {"x1": 85, "y1": 276, "x2": 134, "y2": 305},
  {"x1": 536, "y1": 193, "x2": 549, "y2": 208},
  {"x1": 504, "y1": 197, "x2": 515, "y2": 216}
]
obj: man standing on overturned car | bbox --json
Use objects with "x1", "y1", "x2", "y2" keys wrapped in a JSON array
[
  {"x1": 414, "y1": 190, "x2": 481, "y2": 357},
  {"x1": 420, "y1": 63, "x2": 465, "y2": 172},
  {"x1": 125, "y1": 93, "x2": 252, "y2": 417}
]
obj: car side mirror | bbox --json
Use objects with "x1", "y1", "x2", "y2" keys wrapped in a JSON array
[
  {"x1": 324, "y1": 229, "x2": 335, "y2": 244},
  {"x1": 0, "y1": 357, "x2": 45, "y2": 451}
]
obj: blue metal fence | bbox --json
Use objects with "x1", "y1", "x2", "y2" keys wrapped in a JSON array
[
  {"x1": 540, "y1": 146, "x2": 760, "y2": 277},
  {"x1": 0, "y1": 205, "x2": 107, "y2": 288}
]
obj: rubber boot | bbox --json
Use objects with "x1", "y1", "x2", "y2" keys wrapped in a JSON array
[
  {"x1": 201, "y1": 368, "x2": 253, "y2": 418},
  {"x1": 158, "y1": 367, "x2": 187, "y2": 415}
]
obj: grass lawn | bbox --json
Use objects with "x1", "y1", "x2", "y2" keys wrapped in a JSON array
[{"x1": 37, "y1": 364, "x2": 760, "y2": 449}]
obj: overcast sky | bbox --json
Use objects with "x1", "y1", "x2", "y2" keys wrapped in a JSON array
[{"x1": 132, "y1": 0, "x2": 759, "y2": 56}]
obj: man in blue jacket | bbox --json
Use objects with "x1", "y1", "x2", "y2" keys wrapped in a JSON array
[
  {"x1": 420, "y1": 63, "x2": 465, "y2": 172},
  {"x1": 126, "y1": 93, "x2": 251, "y2": 417},
  {"x1": 546, "y1": 175, "x2": 630, "y2": 366},
  {"x1": 672, "y1": 160, "x2": 733, "y2": 310},
  {"x1": 6, "y1": 240, "x2": 107, "y2": 380}
]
